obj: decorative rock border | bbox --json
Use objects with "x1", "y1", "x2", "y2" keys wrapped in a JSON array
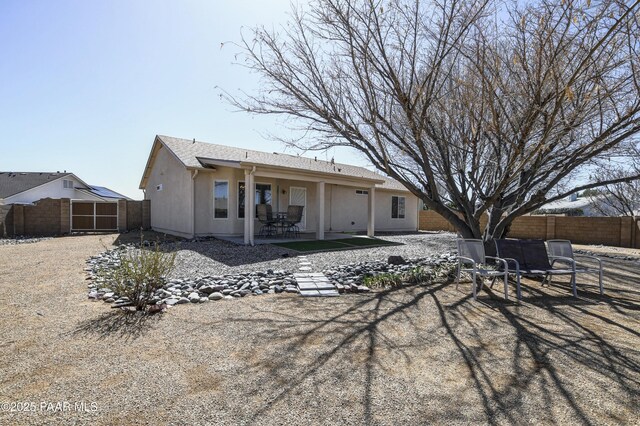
[
  {"x1": 574, "y1": 249, "x2": 640, "y2": 262},
  {"x1": 0, "y1": 237, "x2": 53, "y2": 246},
  {"x1": 85, "y1": 245, "x2": 457, "y2": 307}
]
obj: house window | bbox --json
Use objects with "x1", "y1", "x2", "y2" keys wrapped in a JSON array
[
  {"x1": 214, "y1": 181, "x2": 229, "y2": 219},
  {"x1": 355, "y1": 189, "x2": 369, "y2": 195},
  {"x1": 392, "y1": 196, "x2": 405, "y2": 219},
  {"x1": 238, "y1": 182, "x2": 272, "y2": 218},
  {"x1": 63, "y1": 179, "x2": 74, "y2": 189}
]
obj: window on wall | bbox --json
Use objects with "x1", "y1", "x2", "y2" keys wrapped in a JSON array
[
  {"x1": 214, "y1": 181, "x2": 229, "y2": 219},
  {"x1": 63, "y1": 179, "x2": 74, "y2": 189},
  {"x1": 355, "y1": 189, "x2": 369, "y2": 195},
  {"x1": 238, "y1": 182, "x2": 272, "y2": 218},
  {"x1": 392, "y1": 196, "x2": 406, "y2": 219}
]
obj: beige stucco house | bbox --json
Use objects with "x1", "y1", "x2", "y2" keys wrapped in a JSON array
[{"x1": 139, "y1": 135, "x2": 419, "y2": 243}]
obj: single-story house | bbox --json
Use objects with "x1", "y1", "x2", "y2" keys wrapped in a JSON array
[
  {"x1": 533, "y1": 193, "x2": 605, "y2": 217},
  {"x1": 0, "y1": 171, "x2": 131, "y2": 205},
  {"x1": 0, "y1": 171, "x2": 135, "y2": 235},
  {"x1": 139, "y1": 135, "x2": 419, "y2": 243}
]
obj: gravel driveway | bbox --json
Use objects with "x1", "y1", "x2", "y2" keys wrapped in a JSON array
[{"x1": 0, "y1": 234, "x2": 638, "y2": 425}]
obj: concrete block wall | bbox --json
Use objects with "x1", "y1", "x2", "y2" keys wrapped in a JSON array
[
  {"x1": 0, "y1": 198, "x2": 151, "y2": 237},
  {"x1": 0, "y1": 205, "x2": 13, "y2": 237},
  {"x1": 419, "y1": 210, "x2": 640, "y2": 248},
  {"x1": 60, "y1": 199, "x2": 70, "y2": 234},
  {"x1": 22, "y1": 198, "x2": 63, "y2": 236},
  {"x1": 118, "y1": 199, "x2": 127, "y2": 232}
]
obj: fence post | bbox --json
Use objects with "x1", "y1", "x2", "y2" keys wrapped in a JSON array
[
  {"x1": 545, "y1": 216, "x2": 556, "y2": 240},
  {"x1": 60, "y1": 198, "x2": 71, "y2": 234},
  {"x1": 13, "y1": 205, "x2": 24, "y2": 236},
  {"x1": 619, "y1": 217, "x2": 632, "y2": 248},
  {"x1": 142, "y1": 200, "x2": 151, "y2": 229},
  {"x1": 117, "y1": 199, "x2": 127, "y2": 232}
]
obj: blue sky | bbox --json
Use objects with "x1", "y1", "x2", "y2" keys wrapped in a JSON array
[{"x1": 0, "y1": 0, "x2": 362, "y2": 199}]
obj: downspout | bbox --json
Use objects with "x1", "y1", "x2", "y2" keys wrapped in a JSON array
[{"x1": 191, "y1": 169, "x2": 199, "y2": 239}]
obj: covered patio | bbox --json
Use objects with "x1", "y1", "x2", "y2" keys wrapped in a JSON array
[{"x1": 238, "y1": 164, "x2": 381, "y2": 246}]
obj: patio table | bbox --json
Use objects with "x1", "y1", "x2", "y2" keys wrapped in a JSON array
[{"x1": 275, "y1": 212, "x2": 288, "y2": 236}]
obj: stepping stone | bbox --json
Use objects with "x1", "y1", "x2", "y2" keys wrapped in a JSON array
[
  {"x1": 293, "y1": 272, "x2": 339, "y2": 297},
  {"x1": 299, "y1": 266, "x2": 312, "y2": 271},
  {"x1": 298, "y1": 282, "x2": 319, "y2": 290},
  {"x1": 299, "y1": 289, "x2": 322, "y2": 297},
  {"x1": 299, "y1": 262, "x2": 312, "y2": 266}
]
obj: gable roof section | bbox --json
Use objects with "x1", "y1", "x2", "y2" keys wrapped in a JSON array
[
  {"x1": 140, "y1": 135, "x2": 409, "y2": 192},
  {"x1": 0, "y1": 172, "x2": 73, "y2": 198}
]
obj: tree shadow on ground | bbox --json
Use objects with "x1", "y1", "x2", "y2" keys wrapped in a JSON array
[
  {"x1": 69, "y1": 310, "x2": 163, "y2": 342},
  {"x1": 208, "y1": 268, "x2": 640, "y2": 424}
]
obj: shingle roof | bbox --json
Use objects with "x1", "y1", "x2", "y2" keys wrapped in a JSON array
[
  {"x1": 0, "y1": 172, "x2": 72, "y2": 198},
  {"x1": 156, "y1": 135, "x2": 408, "y2": 191}
]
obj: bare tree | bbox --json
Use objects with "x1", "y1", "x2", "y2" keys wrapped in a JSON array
[
  {"x1": 590, "y1": 149, "x2": 640, "y2": 217},
  {"x1": 225, "y1": 0, "x2": 640, "y2": 243}
]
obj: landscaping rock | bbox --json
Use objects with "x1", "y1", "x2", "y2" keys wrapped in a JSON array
[
  {"x1": 208, "y1": 292, "x2": 223, "y2": 301},
  {"x1": 85, "y1": 234, "x2": 458, "y2": 308},
  {"x1": 388, "y1": 255, "x2": 406, "y2": 265}
]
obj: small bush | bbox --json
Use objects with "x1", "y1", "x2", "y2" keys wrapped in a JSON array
[
  {"x1": 105, "y1": 238, "x2": 176, "y2": 311},
  {"x1": 404, "y1": 267, "x2": 431, "y2": 284},
  {"x1": 363, "y1": 273, "x2": 404, "y2": 289},
  {"x1": 431, "y1": 263, "x2": 458, "y2": 283}
]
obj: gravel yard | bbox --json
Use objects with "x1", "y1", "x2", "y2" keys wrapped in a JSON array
[
  {"x1": 168, "y1": 232, "x2": 456, "y2": 276},
  {"x1": 1, "y1": 233, "x2": 639, "y2": 425}
]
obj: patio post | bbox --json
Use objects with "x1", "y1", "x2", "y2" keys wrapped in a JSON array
[
  {"x1": 367, "y1": 186, "x2": 375, "y2": 237},
  {"x1": 248, "y1": 171, "x2": 255, "y2": 245},
  {"x1": 317, "y1": 181, "x2": 325, "y2": 240},
  {"x1": 243, "y1": 170, "x2": 251, "y2": 244}
]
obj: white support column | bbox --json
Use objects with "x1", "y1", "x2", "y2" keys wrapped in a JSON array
[
  {"x1": 248, "y1": 172, "x2": 255, "y2": 245},
  {"x1": 243, "y1": 170, "x2": 251, "y2": 245},
  {"x1": 317, "y1": 181, "x2": 325, "y2": 240},
  {"x1": 367, "y1": 187, "x2": 375, "y2": 237}
]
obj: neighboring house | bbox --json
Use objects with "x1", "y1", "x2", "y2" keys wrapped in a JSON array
[
  {"x1": 139, "y1": 135, "x2": 419, "y2": 242},
  {"x1": 0, "y1": 172, "x2": 131, "y2": 205},
  {"x1": 534, "y1": 194, "x2": 604, "y2": 217}
]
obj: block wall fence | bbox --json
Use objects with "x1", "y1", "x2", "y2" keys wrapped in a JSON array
[
  {"x1": 0, "y1": 198, "x2": 150, "y2": 238},
  {"x1": 418, "y1": 210, "x2": 640, "y2": 248}
]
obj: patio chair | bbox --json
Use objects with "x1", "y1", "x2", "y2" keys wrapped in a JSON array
[
  {"x1": 495, "y1": 239, "x2": 587, "y2": 297},
  {"x1": 456, "y1": 239, "x2": 516, "y2": 301},
  {"x1": 257, "y1": 204, "x2": 278, "y2": 237},
  {"x1": 283, "y1": 205, "x2": 304, "y2": 238},
  {"x1": 547, "y1": 240, "x2": 604, "y2": 295}
]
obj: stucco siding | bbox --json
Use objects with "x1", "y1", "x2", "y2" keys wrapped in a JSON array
[
  {"x1": 144, "y1": 146, "x2": 193, "y2": 237},
  {"x1": 149, "y1": 159, "x2": 417, "y2": 237},
  {"x1": 325, "y1": 184, "x2": 369, "y2": 232},
  {"x1": 374, "y1": 190, "x2": 418, "y2": 231}
]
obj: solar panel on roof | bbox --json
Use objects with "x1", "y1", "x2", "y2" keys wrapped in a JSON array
[{"x1": 89, "y1": 186, "x2": 123, "y2": 199}]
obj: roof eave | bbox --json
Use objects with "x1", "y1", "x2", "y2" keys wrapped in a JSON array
[{"x1": 238, "y1": 161, "x2": 386, "y2": 184}]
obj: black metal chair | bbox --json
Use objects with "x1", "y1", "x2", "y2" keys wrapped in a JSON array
[
  {"x1": 283, "y1": 205, "x2": 304, "y2": 238},
  {"x1": 495, "y1": 239, "x2": 584, "y2": 297},
  {"x1": 257, "y1": 204, "x2": 278, "y2": 237}
]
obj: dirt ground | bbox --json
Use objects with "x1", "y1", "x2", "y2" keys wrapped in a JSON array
[{"x1": 0, "y1": 234, "x2": 638, "y2": 425}]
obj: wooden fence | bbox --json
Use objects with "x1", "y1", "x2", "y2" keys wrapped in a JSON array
[{"x1": 419, "y1": 210, "x2": 640, "y2": 248}]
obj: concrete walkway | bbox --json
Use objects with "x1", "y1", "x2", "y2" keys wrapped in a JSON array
[{"x1": 294, "y1": 255, "x2": 339, "y2": 297}]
